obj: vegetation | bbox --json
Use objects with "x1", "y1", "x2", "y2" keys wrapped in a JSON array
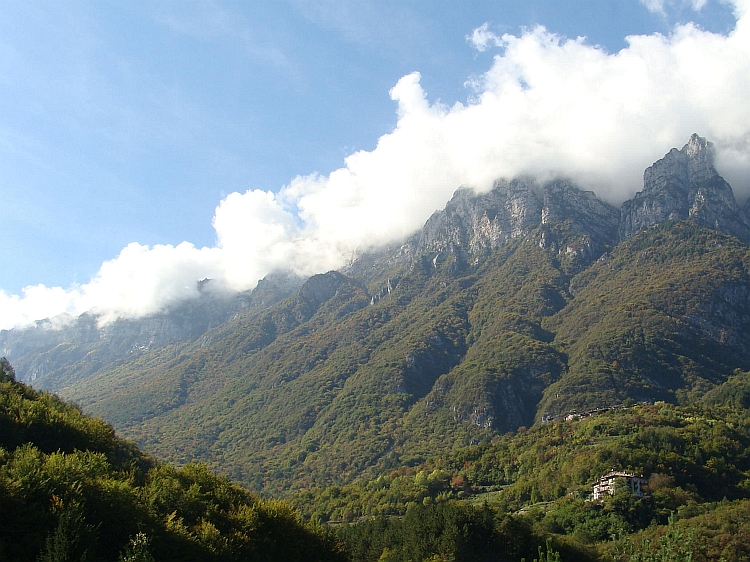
[
  {"x1": 541, "y1": 221, "x2": 750, "y2": 414},
  {"x1": 7, "y1": 216, "x2": 750, "y2": 559},
  {"x1": 0, "y1": 366, "x2": 345, "y2": 561},
  {"x1": 295, "y1": 398, "x2": 750, "y2": 561},
  {"x1": 0, "y1": 223, "x2": 750, "y2": 562},
  {"x1": 10, "y1": 351, "x2": 750, "y2": 560},
  {"x1": 335, "y1": 502, "x2": 589, "y2": 562},
  {"x1": 35, "y1": 222, "x2": 750, "y2": 501}
]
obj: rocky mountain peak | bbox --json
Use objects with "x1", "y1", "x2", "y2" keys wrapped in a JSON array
[
  {"x1": 620, "y1": 134, "x2": 750, "y2": 241},
  {"x1": 409, "y1": 178, "x2": 619, "y2": 265},
  {"x1": 345, "y1": 177, "x2": 621, "y2": 286},
  {"x1": 685, "y1": 133, "x2": 714, "y2": 183}
]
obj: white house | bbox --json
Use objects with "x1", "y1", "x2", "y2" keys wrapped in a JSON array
[{"x1": 592, "y1": 471, "x2": 648, "y2": 500}]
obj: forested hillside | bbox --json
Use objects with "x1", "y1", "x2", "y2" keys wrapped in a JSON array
[
  {"x1": 0, "y1": 359, "x2": 345, "y2": 561},
  {"x1": 302, "y1": 395, "x2": 750, "y2": 561},
  {"x1": 50, "y1": 220, "x2": 750, "y2": 497},
  {"x1": 6, "y1": 353, "x2": 750, "y2": 561},
  {"x1": 4, "y1": 135, "x2": 750, "y2": 503}
]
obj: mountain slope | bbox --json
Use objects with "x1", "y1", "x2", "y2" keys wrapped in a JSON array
[
  {"x1": 541, "y1": 221, "x2": 750, "y2": 415},
  {"x1": 50, "y1": 178, "x2": 625, "y2": 492},
  {"x1": 0, "y1": 272, "x2": 304, "y2": 390},
  {"x1": 0, "y1": 364, "x2": 345, "y2": 562},
  {"x1": 64, "y1": 226, "x2": 750, "y2": 493},
  {"x1": 7, "y1": 135, "x2": 750, "y2": 496}
]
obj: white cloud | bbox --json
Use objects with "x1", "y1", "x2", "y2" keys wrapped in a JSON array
[
  {"x1": 640, "y1": 0, "x2": 710, "y2": 15},
  {"x1": 2, "y1": 1, "x2": 750, "y2": 331},
  {"x1": 467, "y1": 22, "x2": 504, "y2": 52},
  {"x1": 0, "y1": 285, "x2": 81, "y2": 330},
  {"x1": 78, "y1": 242, "x2": 225, "y2": 325}
]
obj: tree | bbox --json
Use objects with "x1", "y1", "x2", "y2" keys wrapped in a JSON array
[
  {"x1": 610, "y1": 514, "x2": 694, "y2": 562},
  {"x1": 0, "y1": 357, "x2": 15, "y2": 382},
  {"x1": 36, "y1": 505, "x2": 95, "y2": 562},
  {"x1": 522, "y1": 539, "x2": 562, "y2": 562}
]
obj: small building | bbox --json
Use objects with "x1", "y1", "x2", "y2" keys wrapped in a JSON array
[{"x1": 592, "y1": 471, "x2": 647, "y2": 500}]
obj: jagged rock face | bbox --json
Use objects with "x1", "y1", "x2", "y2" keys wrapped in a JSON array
[
  {"x1": 351, "y1": 135, "x2": 747, "y2": 290},
  {"x1": 416, "y1": 178, "x2": 619, "y2": 256},
  {"x1": 400, "y1": 178, "x2": 620, "y2": 270},
  {"x1": 345, "y1": 178, "x2": 620, "y2": 291},
  {"x1": 620, "y1": 134, "x2": 750, "y2": 241},
  {"x1": 416, "y1": 179, "x2": 541, "y2": 257},
  {"x1": 541, "y1": 181, "x2": 620, "y2": 244}
]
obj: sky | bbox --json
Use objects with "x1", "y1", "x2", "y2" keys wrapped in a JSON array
[{"x1": 0, "y1": 0, "x2": 748, "y2": 329}]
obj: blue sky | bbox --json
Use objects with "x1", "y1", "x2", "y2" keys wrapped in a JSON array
[{"x1": 0, "y1": 0, "x2": 747, "y2": 328}]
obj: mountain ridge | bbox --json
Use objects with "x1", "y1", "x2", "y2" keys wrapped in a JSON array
[
  {"x1": 4, "y1": 134, "x2": 750, "y2": 494},
  {"x1": 5, "y1": 134, "x2": 745, "y2": 391}
]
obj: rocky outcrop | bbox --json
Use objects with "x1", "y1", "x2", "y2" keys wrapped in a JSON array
[
  {"x1": 345, "y1": 178, "x2": 621, "y2": 293},
  {"x1": 351, "y1": 134, "x2": 748, "y2": 291},
  {"x1": 415, "y1": 179, "x2": 541, "y2": 258},
  {"x1": 620, "y1": 134, "x2": 750, "y2": 242},
  {"x1": 377, "y1": 180, "x2": 615, "y2": 273},
  {"x1": 413, "y1": 178, "x2": 619, "y2": 261}
]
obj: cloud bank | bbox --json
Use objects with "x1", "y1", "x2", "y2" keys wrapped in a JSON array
[{"x1": 2, "y1": 0, "x2": 750, "y2": 330}]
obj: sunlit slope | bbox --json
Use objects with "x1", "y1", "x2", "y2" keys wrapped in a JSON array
[
  {"x1": 63, "y1": 216, "x2": 591, "y2": 491},
  {"x1": 542, "y1": 222, "x2": 750, "y2": 415},
  {"x1": 0, "y1": 366, "x2": 345, "y2": 562},
  {"x1": 61, "y1": 219, "x2": 750, "y2": 494}
]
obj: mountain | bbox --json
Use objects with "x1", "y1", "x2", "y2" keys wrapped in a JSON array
[
  {"x1": 620, "y1": 134, "x2": 750, "y2": 241},
  {"x1": 4, "y1": 134, "x2": 750, "y2": 496},
  {"x1": 346, "y1": 176, "x2": 619, "y2": 284}
]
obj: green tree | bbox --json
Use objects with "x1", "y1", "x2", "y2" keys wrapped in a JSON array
[
  {"x1": 610, "y1": 514, "x2": 694, "y2": 562},
  {"x1": 0, "y1": 357, "x2": 15, "y2": 382},
  {"x1": 37, "y1": 505, "x2": 95, "y2": 562},
  {"x1": 522, "y1": 539, "x2": 562, "y2": 562}
]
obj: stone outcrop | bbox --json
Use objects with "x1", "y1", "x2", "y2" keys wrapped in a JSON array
[
  {"x1": 346, "y1": 178, "x2": 620, "y2": 282},
  {"x1": 619, "y1": 134, "x2": 750, "y2": 242},
  {"x1": 413, "y1": 178, "x2": 620, "y2": 261},
  {"x1": 298, "y1": 271, "x2": 352, "y2": 307},
  {"x1": 347, "y1": 176, "x2": 629, "y2": 295}
]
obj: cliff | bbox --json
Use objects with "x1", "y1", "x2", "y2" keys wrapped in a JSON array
[{"x1": 620, "y1": 134, "x2": 750, "y2": 241}]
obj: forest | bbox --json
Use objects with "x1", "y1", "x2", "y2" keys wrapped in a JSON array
[
  {"x1": 3, "y1": 355, "x2": 750, "y2": 561},
  {"x1": 0, "y1": 358, "x2": 345, "y2": 562}
]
